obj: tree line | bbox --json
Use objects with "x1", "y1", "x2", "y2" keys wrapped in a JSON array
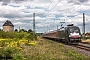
[{"x1": 0, "y1": 29, "x2": 33, "y2": 33}]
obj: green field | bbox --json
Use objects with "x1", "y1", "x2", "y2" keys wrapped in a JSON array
[
  {"x1": 21, "y1": 37, "x2": 90, "y2": 60},
  {"x1": 0, "y1": 31, "x2": 90, "y2": 60}
]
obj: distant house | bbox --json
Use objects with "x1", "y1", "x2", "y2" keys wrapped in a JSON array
[{"x1": 3, "y1": 20, "x2": 14, "y2": 32}]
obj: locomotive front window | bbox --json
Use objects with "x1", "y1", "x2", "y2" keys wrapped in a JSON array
[
  {"x1": 69, "y1": 27, "x2": 79, "y2": 33},
  {"x1": 68, "y1": 27, "x2": 81, "y2": 39}
]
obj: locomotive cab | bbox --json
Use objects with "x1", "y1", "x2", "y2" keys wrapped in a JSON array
[{"x1": 67, "y1": 26, "x2": 81, "y2": 44}]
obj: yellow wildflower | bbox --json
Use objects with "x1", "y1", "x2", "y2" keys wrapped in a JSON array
[
  {"x1": 28, "y1": 41, "x2": 38, "y2": 46},
  {"x1": 0, "y1": 47, "x2": 2, "y2": 48},
  {"x1": 19, "y1": 40, "x2": 28, "y2": 44}
]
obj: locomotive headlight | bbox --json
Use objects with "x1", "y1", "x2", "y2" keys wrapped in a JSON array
[
  {"x1": 79, "y1": 35, "x2": 81, "y2": 37},
  {"x1": 69, "y1": 33, "x2": 71, "y2": 37},
  {"x1": 69, "y1": 35, "x2": 71, "y2": 37}
]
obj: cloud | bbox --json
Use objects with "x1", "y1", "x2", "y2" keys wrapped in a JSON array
[
  {"x1": 78, "y1": 0, "x2": 89, "y2": 3},
  {"x1": 0, "y1": 0, "x2": 34, "y2": 5},
  {"x1": 0, "y1": 5, "x2": 29, "y2": 18},
  {"x1": 0, "y1": 0, "x2": 90, "y2": 33},
  {"x1": 0, "y1": 0, "x2": 10, "y2": 5},
  {"x1": 36, "y1": 0, "x2": 51, "y2": 3},
  {"x1": 67, "y1": 0, "x2": 89, "y2": 5}
]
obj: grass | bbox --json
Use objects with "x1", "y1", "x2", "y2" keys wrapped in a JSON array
[
  {"x1": 0, "y1": 37, "x2": 90, "y2": 60},
  {"x1": 21, "y1": 37, "x2": 90, "y2": 60}
]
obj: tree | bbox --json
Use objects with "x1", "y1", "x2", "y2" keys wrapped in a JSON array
[
  {"x1": 15, "y1": 29, "x2": 18, "y2": 32},
  {"x1": 27, "y1": 29, "x2": 32, "y2": 33},
  {"x1": 0, "y1": 29, "x2": 2, "y2": 31},
  {"x1": 19, "y1": 29, "x2": 27, "y2": 32}
]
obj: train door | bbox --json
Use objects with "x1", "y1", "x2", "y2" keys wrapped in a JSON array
[{"x1": 65, "y1": 27, "x2": 69, "y2": 43}]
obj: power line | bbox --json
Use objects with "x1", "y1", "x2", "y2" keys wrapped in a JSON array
[
  {"x1": 39, "y1": 0, "x2": 55, "y2": 17},
  {"x1": 43, "y1": 0, "x2": 81, "y2": 21},
  {"x1": 48, "y1": 0, "x2": 61, "y2": 13},
  {"x1": 64, "y1": 5, "x2": 82, "y2": 23},
  {"x1": 45, "y1": 0, "x2": 55, "y2": 11},
  {"x1": 47, "y1": 0, "x2": 80, "y2": 18},
  {"x1": 46, "y1": 0, "x2": 81, "y2": 21}
]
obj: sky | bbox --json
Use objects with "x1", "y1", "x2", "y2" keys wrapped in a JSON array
[{"x1": 0, "y1": 0, "x2": 90, "y2": 33}]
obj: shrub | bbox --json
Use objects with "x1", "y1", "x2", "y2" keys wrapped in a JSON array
[{"x1": 0, "y1": 31, "x2": 37, "y2": 41}]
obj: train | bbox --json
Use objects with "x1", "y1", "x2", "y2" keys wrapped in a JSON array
[{"x1": 42, "y1": 24, "x2": 82, "y2": 44}]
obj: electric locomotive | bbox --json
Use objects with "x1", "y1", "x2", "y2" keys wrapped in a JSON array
[{"x1": 42, "y1": 24, "x2": 81, "y2": 44}]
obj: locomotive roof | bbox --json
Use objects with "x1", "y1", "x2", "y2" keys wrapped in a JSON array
[
  {"x1": 58, "y1": 26, "x2": 79, "y2": 30},
  {"x1": 67, "y1": 26, "x2": 79, "y2": 28},
  {"x1": 67, "y1": 24, "x2": 73, "y2": 26}
]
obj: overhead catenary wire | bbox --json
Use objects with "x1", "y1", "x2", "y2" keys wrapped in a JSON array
[
  {"x1": 41, "y1": 0, "x2": 61, "y2": 33},
  {"x1": 65, "y1": 4, "x2": 82, "y2": 24},
  {"x1": 39, "y1": 0, "x2": 89, "y2": 32},
  {"x1": 42, "y1": 0, "x2": 61, "y2": 17},
  {"x1": 46, "y1": 0, "x2": 82, "y2": 27},
  {"x1": 46, "y1": 0, "x2": 81, "y2": 23},
  {"x1": 46, "y1": 0, "x2": 61, "y2": 16},
  {"x1": 45, "y1": 0, "x2": 55, "y2": 11},
  {"x1": 70, "y1": 4, "x2": 90, "y2": 18},
  {"x1": 45, "y1": 0, "x2": 64, "y2": 31},
  {"x1": 45, "y1": 0, "x2": 62, "y2": 30},
  {"x1": 39, "y1": 0, "x2": 55, "y2": 17}
]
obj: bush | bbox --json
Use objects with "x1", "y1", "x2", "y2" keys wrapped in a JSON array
[
  {"x1": 0, "y1": 31, "x2": 16, "y2": 39},
  {"x1": 0, "y1": 31, "x2": 37, "y2": 60},
  {"x1": 0, "y1": 31, "x2": 37, "y2": 41}
]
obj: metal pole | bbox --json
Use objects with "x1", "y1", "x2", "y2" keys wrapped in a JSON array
[
  {"x1": 33, "y1": 13, "x2": 35, "y2": 40},
  {"x1": 53, "y1": 19, "x2": 55, "y2": 30},
  {"x1": 57, "y1": 25, "x2": 58, "y2": 30},
  {"x1": 19, "y1": 26, "x2": 20, "y2": 32},
  {"x1": 47, "y1": 26, "x2": 48, "y2": 32},
  {"x1": 83, "y1": 13, "x2": 85, "y2": 35}
]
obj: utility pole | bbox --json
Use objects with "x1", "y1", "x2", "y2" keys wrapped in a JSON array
[
  {"x1": 83, "y1": 13, "x2": 85, "y2": 35},
  {"x1": 19, "y1": 26, "x2": 20, "y2": 32},
  {"x1": 33, "y1": 13, "x2": 35, "y2": 40},
  {"x1": 47, "y1": 26, "x2": 48, "y2": 32},
  {"x1": 57, "y1": 25, "x2": 58, "y2": 30},
  {"x1": 53, "y1": 19, "x2": 55, "y2": 30}
]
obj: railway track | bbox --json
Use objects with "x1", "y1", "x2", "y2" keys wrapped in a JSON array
[
  {"x1": 73, "y1": 44, "x2": 90, "y2": 51},
  {"x1": 81, "y1": 42, "x2": 90, "y2": 44},
  {"x1": 64, "y1": 43, "x2": 90, "y2": 56}
]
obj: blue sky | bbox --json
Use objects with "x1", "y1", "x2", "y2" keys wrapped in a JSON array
[{"x1": 0, "y1": 0, "x2": 90, "y2": 33}]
